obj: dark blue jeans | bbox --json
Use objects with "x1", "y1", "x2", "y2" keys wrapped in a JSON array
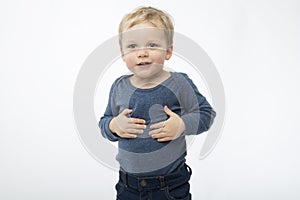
[{"x1": 116, "y1": 163, "x2": 192, "y2": 200}]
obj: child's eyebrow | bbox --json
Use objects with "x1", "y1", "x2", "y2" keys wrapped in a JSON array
[
  {"x1": 147, "y1": 39, "x2": 162, "y2": 43},
  {"x1": 123, "y1": 40, "x2": 137, "y2": 44},
  {"x1": 124, "y1": 38, "x2": 163, "y2": 43}
]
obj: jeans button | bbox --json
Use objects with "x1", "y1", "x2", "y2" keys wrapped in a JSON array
[{"x1": 140, "y1": 179, "x2": 147, "y2": 187}]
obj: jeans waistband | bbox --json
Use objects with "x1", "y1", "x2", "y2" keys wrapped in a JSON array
[{"x1": 119, "y1": 163, "x2": 192, "y2": 191}]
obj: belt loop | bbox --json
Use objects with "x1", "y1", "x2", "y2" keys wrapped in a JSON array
[
  {"x1": 159, "y1": 176, "x2": 166, "y2": 188},
  {"x1": 121, "y1": 170, "x2": 128, "y2": 188},
  {"x1": 125, "y1": 172, "x2": 129, "y2": 187}
]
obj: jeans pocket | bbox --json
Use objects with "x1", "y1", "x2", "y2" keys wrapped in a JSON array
[{"x1": 164, "y1": 183, "x2": 191, "y2": 200}]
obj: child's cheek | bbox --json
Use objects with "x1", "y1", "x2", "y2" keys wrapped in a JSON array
[{"x1": 124, "y1": 55, "x2": 136, "y2": 70}]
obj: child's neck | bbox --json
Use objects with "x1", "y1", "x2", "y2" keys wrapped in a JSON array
[{"x1": 130, "y1": 70, "x2": 171, "y2": 89}]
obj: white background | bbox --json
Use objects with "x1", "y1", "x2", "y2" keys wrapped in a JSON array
[{"x1": 1, "y1": 0, "x2": 300, "y2": 199}]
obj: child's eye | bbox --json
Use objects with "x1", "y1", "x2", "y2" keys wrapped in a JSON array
[
  {"x1": 127, "y1": 44, "x2": 137, "y2": 49},
  {"x1": 147, "y1": 43, "x2": 158, "y2": 48}
]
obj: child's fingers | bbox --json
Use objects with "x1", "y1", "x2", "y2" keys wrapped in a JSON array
[
  {"x1": 120, "y1": 133, "x2": 137, "y2": 139},
  {"x1": 130, "y1": 117, "x2": 146, "y2": 124},
  {"x1": 149, "y1": 121, "x2": 165, "y2": 129},
  {"x1": 151, "y1": 131, "x2": 181, "y2": 142},
  {"x1": 151, "y1": 132, "x2": 173, "y2": 142},
  {"x1": 121, "y1": 108, "x2": 133, "y2": 115},
  {"x1": 157, "y1": 137, "x2": 172, "y2": 142},
  {"x1": 149, "y1": 127, "x2": 163, "y2": 135},
  {"x1": 128, "y1": 123, "x2": 146, "y2": 131},
  {"x1": 150, "y1": 132, "x2": 168, "y2": 139},
  {"x1": 126, "y1": 128, "x2": 144, "y2": 134}
]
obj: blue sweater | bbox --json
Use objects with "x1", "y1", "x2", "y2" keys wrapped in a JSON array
[{"x1": 99, "y1": 72, "x2": 216, "y2": 176}]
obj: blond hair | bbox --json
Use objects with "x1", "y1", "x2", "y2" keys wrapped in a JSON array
[{"x1": 118, "y1": 6, "x2": 174, "y2": 46}]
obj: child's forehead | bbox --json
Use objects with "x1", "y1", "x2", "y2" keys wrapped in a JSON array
[{"x1": 121, "y1": 27, "x2": 167, "y2": 42}]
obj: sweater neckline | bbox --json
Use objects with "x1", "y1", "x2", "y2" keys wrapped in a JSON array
[{"x1": 126, "y1": 72, "x2": 174, "y2": 92}]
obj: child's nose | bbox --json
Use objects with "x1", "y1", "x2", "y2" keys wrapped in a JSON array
[{"x1": 137, "y1": 48, "x2": 149, "y2": 58}]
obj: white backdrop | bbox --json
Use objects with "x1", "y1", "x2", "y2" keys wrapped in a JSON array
[{"x1": 1, "y1": 0, "x2": 300, "y2": 199}]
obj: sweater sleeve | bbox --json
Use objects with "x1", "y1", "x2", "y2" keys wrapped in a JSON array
[
  {"x1": 98, "y1": 79, "x2": 120, "y2": 141},
  {"x1": 178, "y1": 73, "x2": 216, "y2": 136}
]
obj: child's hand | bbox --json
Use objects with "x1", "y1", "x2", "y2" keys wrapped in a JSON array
[
  {"x1": 109, "y1": 109, "x2": 146, "y2": 139},
  {"x1": 149, "y1": 106, "x2": 186, "y2": 142}
]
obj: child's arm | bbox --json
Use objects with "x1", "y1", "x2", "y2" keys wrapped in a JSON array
[
  {"x1": 179, "y1": 73, "x2": 216, "y2": 136},
  {"x1": 98, "y1": 94, "x2": 119, "y2": 141}
]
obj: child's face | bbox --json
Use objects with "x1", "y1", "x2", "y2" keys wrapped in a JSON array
[{"x1": 120, "y1": 22, "x2": 173, "y2": 80}]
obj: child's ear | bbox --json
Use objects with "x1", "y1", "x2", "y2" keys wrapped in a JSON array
[{"x1": 165, "y1": 45, "x2": 173, "y2": 60}]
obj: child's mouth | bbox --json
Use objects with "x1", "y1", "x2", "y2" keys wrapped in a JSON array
[{"x1": 137, "y1": 62, "x2": 152, "y2": 66}]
